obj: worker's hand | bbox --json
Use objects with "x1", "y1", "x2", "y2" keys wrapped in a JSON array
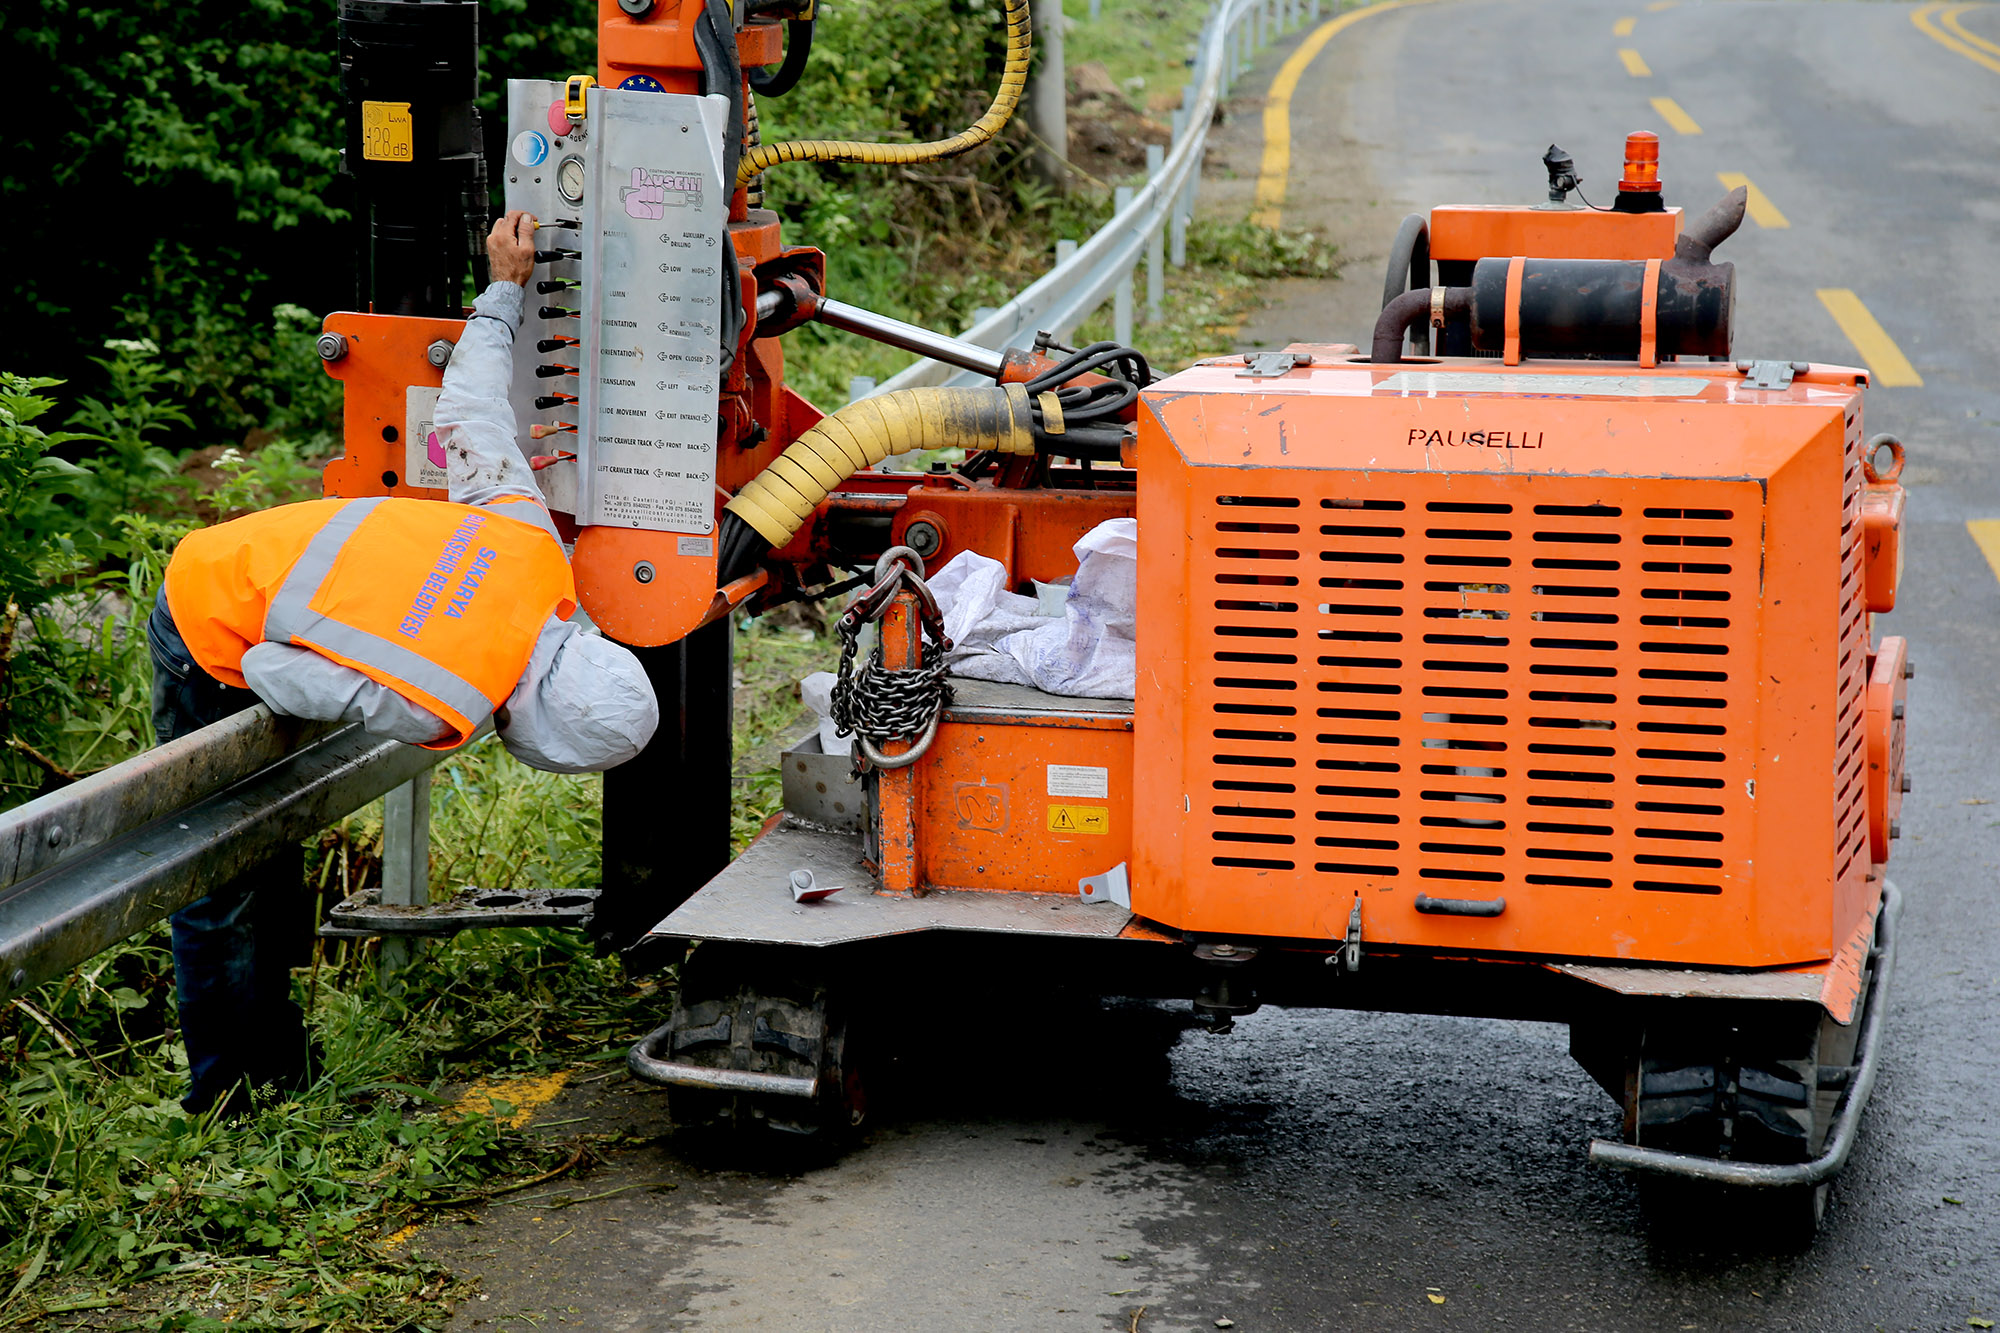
[{"x1": 487, "y1": 210, "x2": 537, "y2": 287}]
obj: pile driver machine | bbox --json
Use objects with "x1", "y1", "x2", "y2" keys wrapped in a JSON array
[{"x1": 320, "y1": 0, "x2": 1908, "y2": 1234}]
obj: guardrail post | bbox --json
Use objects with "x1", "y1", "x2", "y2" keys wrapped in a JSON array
[
  {"x1": 1145, "y1": 145, "x2": 1166, "y2": 322},
  {"x1": 848, "y1": 374, "x2": 876, "y2": 403},
  {"x1": 1053, "y1": 239, "x2": 1079, "y2": 342},
  {"x1": 1028, "y1": 0, "x2": 1069, "y2": 187},
  {"x1": 1311, "y1": 0, "x2": 1321, "y2": 21},
  {"x1": 1089, "y1": 0, "x2": 1101, "y2": 17},
  {"x1": 377, "y1": 775, "x2": 431, "y2": 986},
  {"x1": 1113, "y1": 186, "x2": 1136, "y2": 347}
]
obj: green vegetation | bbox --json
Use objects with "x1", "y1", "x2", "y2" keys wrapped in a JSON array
[{"x1": 0, "y1": 0, "x2": 1344, "y2": 1325}]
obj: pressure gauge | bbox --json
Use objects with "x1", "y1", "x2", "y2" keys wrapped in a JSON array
[{"x1": 557, "y1": 155, "x2": 586, "y2": 206}]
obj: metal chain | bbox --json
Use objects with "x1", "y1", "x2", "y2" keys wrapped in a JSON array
[{"x1": 829, "y1": 547, "x2": 954, "y2": 770}]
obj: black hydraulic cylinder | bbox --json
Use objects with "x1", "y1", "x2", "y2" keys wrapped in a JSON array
[
  {"x1": 595, "y1": 621, "x2": 736, "y2": 962},
  {"x1": 1466, "y1": 256, "x2": 1734, "y2": 361},
  {"x1": 339, "y1": 0, "x2": 487, "y2": 316}
]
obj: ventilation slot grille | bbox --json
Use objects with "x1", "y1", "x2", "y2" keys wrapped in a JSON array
[
  {"x1": 1198, "y1": 488, "x2": 1761, "y2": 902},
  {"x1": 1832, "y1": 415, "x2": 1871, "y2": 887}
]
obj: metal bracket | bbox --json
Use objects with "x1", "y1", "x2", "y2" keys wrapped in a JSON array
[
  {"x1": 1343, "y1": 897, "x2": 1364, "y2": 973},
  {"x1": 1078, "y1": 862, "x2": 1131, "y2": 908},
  {"x1": 1236, "y1": 351, "x2": 1313, "y2": 379},
  {"x1": 1737, "y1": 359, "x2": 1808, "y2": 390},
  {"x1": 321, "y1": 886, "x2": 598, "y2": 938}
]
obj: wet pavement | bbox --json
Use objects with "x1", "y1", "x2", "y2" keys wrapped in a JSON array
[{"x1": 424, "y1": 2, "x2": 2000, "y2": 1328}]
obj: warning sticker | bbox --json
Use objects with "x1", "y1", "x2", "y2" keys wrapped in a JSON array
[
  {"x1": 362, "y1": 101, "x2": 414, "y2": 163},
  {"x1": 1047, "y1": 804, "x2": 1110, "y2": 836},
  {"x1": 1047, "y1": 764, "x2": 1110, "y2": 799}
]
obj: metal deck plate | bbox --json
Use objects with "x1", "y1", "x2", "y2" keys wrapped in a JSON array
[
  {"x1": 648, "y1": 817, "x2": 1135, "y2": 947},
  {"x1": 944, "y1": 678, "x2": 1134, "y2": 720}
]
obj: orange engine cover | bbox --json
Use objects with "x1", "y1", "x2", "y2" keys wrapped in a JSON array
[{"x1": 1132, "y1": 351, "x2": 1879, "y2": 969}]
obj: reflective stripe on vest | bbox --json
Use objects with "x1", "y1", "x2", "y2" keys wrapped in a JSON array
[
  {"x1": 261, "y1": 495, "x2": 561, "y2": 738},
  {"x1": 486, "y1": 495, "x2": 566, "y2": 547}
]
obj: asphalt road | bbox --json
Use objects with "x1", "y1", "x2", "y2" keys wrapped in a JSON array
[{"x1": 428, "y1": 4, "x2": 2000, "y2": 1329}]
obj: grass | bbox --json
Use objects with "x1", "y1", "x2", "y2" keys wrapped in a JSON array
[{"x1": 1063, "y1": 0, "x2": 1218, "y2": 111}]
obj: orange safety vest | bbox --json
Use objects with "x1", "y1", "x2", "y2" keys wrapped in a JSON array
[{"x1": 164, "y1": 495, "x2": 577, "y2": 749}]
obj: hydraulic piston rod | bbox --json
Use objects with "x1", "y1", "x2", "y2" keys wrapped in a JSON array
[{"x1": 811, "y1": 298, "x2": 1007, "y2": 380}]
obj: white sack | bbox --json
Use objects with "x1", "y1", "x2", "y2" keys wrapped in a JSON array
[
  {"x1": 798, "y1": 670, "x2": 852, "y2": 756},
  {"x1": 928, "y1": 517, "x2": 1138, "y2": 699}
]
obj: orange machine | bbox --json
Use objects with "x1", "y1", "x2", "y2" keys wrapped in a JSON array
[
  {"x1": 312, "y1": 0, "x2": 1905, "y2": 1235},
  {"x1": 621, "y1": 131, "x2": 1908, "y2": 1238}
]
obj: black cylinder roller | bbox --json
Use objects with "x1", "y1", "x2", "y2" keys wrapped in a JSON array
[
  {"x1": 1466, "y1": 255, "x2": 1735, "y2": 361},
  {"x1": 339, "y1": 0, "x2": 487, "y2": 317}
]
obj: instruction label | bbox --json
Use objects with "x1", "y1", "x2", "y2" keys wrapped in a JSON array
[
  {"x1": 1047, "y1": 764, "x2": 1110, "y2": 799},
  {"x1": 1374, "y1": 371, "x2": 1710, "y2": 399},
  {"x1": 404, "y1": 386, "x2": 446, "y2": 490},
  {"x1": 1047, "y1": 804, "x2": 1110, "y2": 836},
  {"x1": 577, "y1": 87, "x2": 731, "y2": 534},
  {"x1": 361, "y1": 101, "x2": 414, "y2": 162}
]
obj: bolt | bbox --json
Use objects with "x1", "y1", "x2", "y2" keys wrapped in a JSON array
[
  {"x1": 633, "y1": 561, "x2": 656, "y2": 584},
  {"x1": 1901, "y1": 773, "x2": 1912, "y2": 793},
  {"x1": 46, "y1": 825, "x2": 62, "y2": 848},
  {"x1": 426, "y1": 339, "x2": 456, "y2": 369},
  {"x1": 1904, "y1": 659, "x2": 1916, "y2": 680},
  {"x1": 904, "y1": 520, "x2": 942, "y2": 557},
  {"x1": 1889, "y1": 818, "x2": 1901, "y2": 840},
  {"x1": 7, "y1": 968, "x2": 23, "y2": 992},
  {"x1": 316, "y1": 332, "x2": 349, "y2": 362},
  {"x1": 617, "y1": 0, "x2": 653, "y2": 13},
  {"x1": 1210, "y1": 943, "x2": 1237, "y2": 958},
  {"x1": 1892, "y1": 701, "x2": 1905, "y2": 720}
]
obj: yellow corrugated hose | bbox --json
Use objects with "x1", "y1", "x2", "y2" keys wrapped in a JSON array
[
  {"x1": 732, "y1": 0, "x2": 1033, "y2": 189},
  {"x1": 724, "y1": 384, "x2": 1036, "y2": 545}
]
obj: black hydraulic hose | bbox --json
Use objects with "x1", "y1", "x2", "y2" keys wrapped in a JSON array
[
  {"x1": 1372, "y1": 286, "x2": 1471, "y2": 363},
  {"x1": 748, "y1": 17, "x2": 815, "y2": 98},
  {"x1": 694, "y1": 0, "x2": 746, "y2": 371},
  {"x1": 1382, "y1": 214, "x2": 1432, "y2": 356},
  {"x1": 1675, "y1": 185, "x2": 1748, "y2": 264}
]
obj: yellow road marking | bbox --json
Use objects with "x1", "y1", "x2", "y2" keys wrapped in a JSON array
[
  {"x1": 1613, "y1": 15, "x2": 1637, "y2": 35},
  {"x1": 1618, "y1": 47, "x2": 1652, "y2": 75},
  {"x1": 1969, "y1": 520, "x2": 2000, "y2": 583},
  {"x1": 1251, "y1": 0, "x2": 1443, "y2": 228},
  {"x1": 1651, "y1": 96, "x2": 1702, "y2": 134},
  {"x1": 1913, "y1": 1, "x2": 2000, "y2": 74},
  {"x1": 1646, "y1": 0, "x2": 1677, "y2": 9},
  {"x1": 449, "y1": 1069, "x2": 573, "y2": 1128},
  {"x1": 1715, "y1": 172, "x2": 1788, "y2": 227},
  {"x1": 1816, "y1": 290, "x2": 1924, "y2": 387},
  {"x1": 1942, "y1": 2, "x2": 2000, "y2": 56}
]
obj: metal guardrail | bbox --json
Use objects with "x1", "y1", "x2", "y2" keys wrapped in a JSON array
[
  {"x1": 872, "y1": 0, "x2": 1328, "y2": 394},
  {"x1": 0, "y1": 708, "x2": 463, "y2": 1002}
]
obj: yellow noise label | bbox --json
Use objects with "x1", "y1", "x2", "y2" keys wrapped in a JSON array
[
  {"x1": 362, "y1": 101, "x2": 415, "y2": 162},
  {"x1": 1047, "y1": 804, "x2": 1110, "y2": 835}
]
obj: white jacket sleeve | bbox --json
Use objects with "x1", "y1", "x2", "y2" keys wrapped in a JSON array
[
  {"x1": 241, "y1": 642, "x2": 451, "y2": 744},
  {"x1": 434, "y1": 281, "x2": 544, "y2": 509}
]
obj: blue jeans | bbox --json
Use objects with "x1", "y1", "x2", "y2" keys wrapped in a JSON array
[{"x1": 149, "y1": 590, "x2": 312, "y2": 1113}]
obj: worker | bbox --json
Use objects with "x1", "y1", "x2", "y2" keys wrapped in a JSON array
[{"x1": 147, "y1": 211, "x2": 659, "y2": 1116}]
